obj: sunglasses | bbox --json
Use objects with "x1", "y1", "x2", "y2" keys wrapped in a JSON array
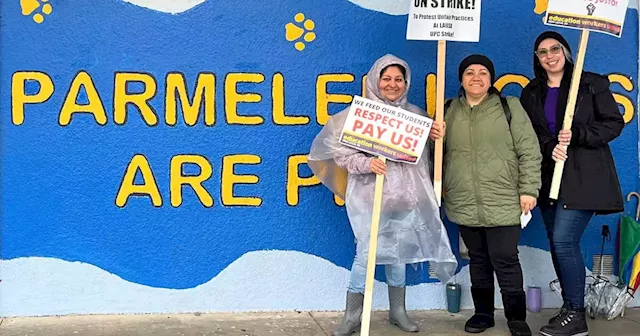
[{"x1": 536, "y1": 44, "x2": 563, "y2": 58}]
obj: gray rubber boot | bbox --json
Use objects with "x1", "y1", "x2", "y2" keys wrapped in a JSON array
[
  {"x1": 332, "y1": 291, "x2": 364, "y2": 336},
  {"x1": 388, "y1": 285, "x2": 419, "y2": 332}
]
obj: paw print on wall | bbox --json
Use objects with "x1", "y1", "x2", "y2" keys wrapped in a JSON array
[
  {"x1": 285, "y1": 13, "x2": 316, "y2": 51},
  {"x1": 20, "y1": 0, "x2": 53, "y2": 24}
]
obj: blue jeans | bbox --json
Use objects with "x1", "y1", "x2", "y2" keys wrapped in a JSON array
[
  {"x1": 540, "y1": 200, "x2": 594, "y2": 309},
  {"x1": 348, "y1": 258, "x2": 405, "y2": 293},
  {"x1": 347, "y1": 211, "x2": 409, "y2": 293}
]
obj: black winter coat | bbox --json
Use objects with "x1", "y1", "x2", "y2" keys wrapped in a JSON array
[{"x1": 520, "y1": 72, "x2": 625, "y2": 214}]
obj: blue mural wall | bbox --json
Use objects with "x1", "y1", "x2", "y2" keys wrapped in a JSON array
[{"x1": 0, "y1": 0, "x2": 639, "y2": 317}]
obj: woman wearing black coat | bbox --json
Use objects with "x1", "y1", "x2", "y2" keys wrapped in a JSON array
[{"x1": 520, "y1": 31, "x2": 625, "y2": 336}]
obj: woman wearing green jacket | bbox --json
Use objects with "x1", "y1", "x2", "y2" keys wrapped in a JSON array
[{"x1": 437, "y1": 55, "x2": 542, "y2": 336}]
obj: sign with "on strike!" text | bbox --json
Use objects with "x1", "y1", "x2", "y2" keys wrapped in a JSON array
[{"x1": 406, "y1": 0, "x2": 482, "y2": 42}]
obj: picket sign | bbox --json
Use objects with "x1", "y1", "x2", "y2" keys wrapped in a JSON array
[
  {"x1": 406, "y1": 1, "x2": 482, "y2": 206},
  {"x1": 344, "y1": 2, "x2": 483, "y2": 336},
  {"x1": 545, "y1": 0, "x2": 629, "y2": 199},
  {"x1": 338, "y1": 94, "x2": 434, "y2": 335}
]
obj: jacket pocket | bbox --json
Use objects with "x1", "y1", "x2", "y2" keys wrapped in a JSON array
[
  {"x1": 443, "y1": 157, "x2": 453, "y2": 190},
  {"x1": 502, "y1": 160, "x2": 516, "y2": 186}
]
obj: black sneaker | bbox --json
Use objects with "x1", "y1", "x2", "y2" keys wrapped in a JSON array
[
  {"x1": 539, "y1": 309, "x2": 588, "y2": 336},
  {"x1": 548, "y1": 302, "x2": 570, "y2": 324}
]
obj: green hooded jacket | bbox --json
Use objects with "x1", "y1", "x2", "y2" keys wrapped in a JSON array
[{"x1": 443, "y1": 93, "x2": 542, "y2": 227}]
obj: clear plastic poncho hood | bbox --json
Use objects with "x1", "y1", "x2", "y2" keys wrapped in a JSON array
[{"x1": 307, "y1": 54, "x2": 458, "y2": 282}]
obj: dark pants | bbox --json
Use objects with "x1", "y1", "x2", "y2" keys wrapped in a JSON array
[
  {"x1": 540, "y1": 200, "x2": 594, "y2": 309},
  {"x1": 459, "y1": 225, "x2": 524, "y2": 294}
]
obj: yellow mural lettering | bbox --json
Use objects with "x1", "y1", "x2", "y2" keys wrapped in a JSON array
[
  {"x1": 165, "y1": 72, "x2": 215, "y2": 126},
  {"x1": 222, "y1": 154, "x2": 262, "y2": 206},
  {"x1": 316, "y1": 74, "x2": 355, "y2": 125},
  {"x1": 170, "y1": 155, "x2": 214, "y2": 207},
  {"x1": 59, "y1": 71, "x2": 108, "y2": 126},
  {"x1": 534, "y1": 0, "x2": 549, "y2": 15},
  {"x1": 114, "y1": 72, "x2": 159, "y2": 126},
  {"x1": 115, "y1": 154, "x2": 162, "y2": 207},
  {"x1": 608, "y1": 74, "x2": 635, "y2": 124},
  {"x1": 362, "y1": 75, "x2": 367, "y2": 98},
  {"x1": 272, "y1": 73, "x2": 309, "y2": 125},
  {"x1": 287, "y1": 155, "x2": 321, "y2": 206},
  {"x1": 11, "y1": 71, "x2": 54, "y2": 125},
  {"x1": 286, "y1": 154, "x2": 343, "y2": 206},
  {"x1": 225, "y1": 73, "x2": 265, "y2": 125},
  {"x1": 494, "y1": 74, "x2": 530, "y2": 92},
  {"x1": 426, "y1": 73, "x2": 436, "y2": 118}
]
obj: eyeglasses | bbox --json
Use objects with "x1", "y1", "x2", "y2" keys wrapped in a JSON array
[{"x1": 536, "y1": 44, "x2": 563, "y2": 58}]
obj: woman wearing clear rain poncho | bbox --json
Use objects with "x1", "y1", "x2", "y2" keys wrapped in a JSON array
[{"x1": 308, "y1": 54, "x2": 458, "y2": 336}]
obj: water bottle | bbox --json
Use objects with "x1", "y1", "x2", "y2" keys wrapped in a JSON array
[
  {"x1": 447, "y1": 283, "x2": 461, "y2": 313},
  {"x1": 527, "y1": 286, "x2": 542, "y2": 313}
]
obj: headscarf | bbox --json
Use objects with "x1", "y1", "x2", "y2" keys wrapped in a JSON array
[
  {"x1": 364, "y1": 54, "x2": 412, "y2": 108},
  {"x1": 306, "y1": 54, "x2": 458, "y2": 280}
]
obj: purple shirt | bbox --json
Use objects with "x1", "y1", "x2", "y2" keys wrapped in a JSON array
[{"x1": 544, "y1": 87, "x2": 559, "y2": 134}]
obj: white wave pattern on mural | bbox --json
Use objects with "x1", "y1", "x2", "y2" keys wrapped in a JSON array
[
  {"x1": 120, "y1": 1, "x2": 638, "y2": 15},
  {"x1": 347, "y1": 0, "x2": 410, "y2": 15},
  {"x1": 0, "y1": 246, "x2": 638, "y2": 317},
  {"x1": 120, "y1": 0, "x2": 410, "y2": 15},
  {"x1": 347, "y1": 0, "x2": 639, "y2": 15},
  {"x1": 122, "y1": 0, "x2": 206, "y2": 14}
]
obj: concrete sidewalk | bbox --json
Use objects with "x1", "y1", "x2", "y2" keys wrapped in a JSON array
[{"x1": 2, "y1": 309, "x2": 639, "y2": 336}]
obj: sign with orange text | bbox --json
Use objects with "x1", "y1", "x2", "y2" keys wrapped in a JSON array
[
  {"x1": 339, "y1": 96, "x2": 433, "y2": 164},
  {"x1": 545, "y1": 0, "x2": 629, "y2": 37}
]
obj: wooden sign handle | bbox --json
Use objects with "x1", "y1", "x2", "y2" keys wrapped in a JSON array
[
  {"x1": 549, "y1": 30, "x2": 589, "y2": 199},
  {"x1": 434, "y1": 40, "x2": 446, "y2": 206},
  {"x1": 360, "y1": 156, "x2": 386, "y2": 336}
]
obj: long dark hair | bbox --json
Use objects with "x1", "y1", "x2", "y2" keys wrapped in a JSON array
[{"x1": 533, "y1": 31, "x2": 575, "y2": 96}]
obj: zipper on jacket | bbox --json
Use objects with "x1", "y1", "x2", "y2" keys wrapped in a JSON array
[
  {"x1": 469, "y1": 106, "x2": 487, "y2": 224},
  {"x1": 574, "y1": 95, "x2": 584, "y2": 122}
]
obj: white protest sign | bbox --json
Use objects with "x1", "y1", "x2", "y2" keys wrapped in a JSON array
[
  {"x1": 406, "y1": 0, "x2": 482, "y2": 42},
  {"x1": 545, "y1": 0, "x2": 629, "y2": 37},
  {"x1": 545, "y1": 0, "x2": 629, "y2": 199},
  {"x1": 339, "y1": 96, "x2": 433, "y2": 164}
]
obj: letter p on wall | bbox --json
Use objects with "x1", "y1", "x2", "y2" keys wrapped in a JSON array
[{"x1": 12, "y1": 71, "x2": 54, "y2": 125}]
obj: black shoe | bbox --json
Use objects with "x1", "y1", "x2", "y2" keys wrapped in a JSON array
[
  {"x1": 539, "y1": 309, "x2": 588, "y2": 336},
  {"x1": 465, "y1": 314, "x2": 495, "y2": 333},
  {"x1": 502, "y1": 291, "x2": 532, "y2": 336},
  {"x1": 507, "y1": 320, "x2": 532, "y2": 336},
  {"x1": 549, "y1": 302, "x2": 570, "y2": 324},
  {"x1": 464, "y1": 287, "x2": 495, "y2": 333}
]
